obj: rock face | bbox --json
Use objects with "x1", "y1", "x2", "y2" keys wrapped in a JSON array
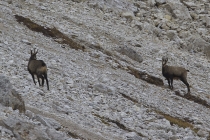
[
  {"x1": 0, "y1": 75, "x2": 25, "y2": 113},
  {"x1": 0, "y1": 76, "x2": 70, "y2": 140},
  {"x1": 0, "y1": 111, "x2": 69, "y2": 140},
  {"x1": 186, "y1": 35, "x2": 210, "y2": 56},
  {"x1": 1, "y1": 0, "x2": 210, "y2": 139},
  {"x1": 166, "y1": 1, "x2": 192, "y2": 20}
]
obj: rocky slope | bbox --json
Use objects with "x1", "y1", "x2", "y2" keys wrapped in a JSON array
[{"x1": 0, "y1": 0, "x2": 210, "y2": 139}]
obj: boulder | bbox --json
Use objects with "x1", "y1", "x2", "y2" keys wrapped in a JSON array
[
  {"x1": 204, "y1": 46, "x2": 210, "y2": 58},
  {"x1": 205, "y1": 15, "x2": 210, "y2": 28},
  {"x1": 121, "y1": 11, "x2": 135, "y2": 22},
  {"x1": 182, "y1": 1, "x2": 197, "y2": 9},
  {"x1": 0, "y1": 75, "x2": 25, "y2": 113},
  {"x1": 1, "y1": 114, "x2": 68, "y2": 140},
  {"x1": 124, "y1": 132, "x2": 143, "y2": 140},
  {"x1": 161, "y1": 1, "x2": 191, "y2": 20},
  {"x1": 186, "y1": 35, "x2": 210, "y2": 57},
  {"x1": 197, "y1": 129, "x2": 209, "y2": 138},
  {"x1": 117, "y1": 46, "x2": 143, "y2": 63},
  {"x1": 178, "y1": 30, "x2": 191, "y2": 39},
  {"x1": 155, "y1": 0, "x2": 166, "y2": 6},
  {"x1": 34, "y1": 114, "x2": 61, "y2": 130},
  {"x1": 166, "y1": 30, "x2": 178, "y2": 40}
]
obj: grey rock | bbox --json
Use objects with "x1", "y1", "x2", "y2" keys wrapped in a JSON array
[
  {"x1": 166, "y1": 30, "x2": 177, "y2": 40},
  {"x1": 117, "y1": 46, "x2": 143, "y2": 63},
  {"x1": 25, "y1": 110, "x2": 34, "y2": 119},
  {"x1": 124, "y1": 132, "x2": 143, "y2": 140},
  {"x1": 1, "y1": 113, "x2": 67, "y2": 140},
  {"x1": 204, "y1": 46, "x2": 210, "y2": 58},
  {"x1": 0, "y1": 75, "x2": 25, "y2": 113},
  {"x1": 121, "y1": 11, "x2": 135, "y2": 22},
  {"x1": 46, "y1": 128, "x2": 68, "y2": 140},
  {"x1": 21, "y1": 39, "x2": 31, "y2": 45},
  {"x1": 161, "y1": 2, "x2": 191, "y2": 20},
  {"x1": 155, "y1": 0, "x2": 166, "y2": 6},
  {"x1": 160, "y1": 23, "x2": 170, "y2": 30},
  {"x1": 44, "y1": 117, "x2": 61, "y2": 130},
  {"x1": 34, "y1": 115, "x2": 61, "y2": 130},
  {"x1": 205, "y1": 16, "x2": 210, "y2": 28},
  {"x1": 197, "y1": 129, "x2": 209, "y2": 137},
  {"x1": 135, "y1": 22, "x2": 143, "y2": 30},
  {"x1": 35, "y1": 114, "x2": 49, "y2": 126},
  {"x1": 0, "y1": 115, "x2": 49, "y2": 140},
  {"x1": 93, "y1": 83, "x2": 108, "y2": 93},
  {"x1": 1, "y1": 0, "x2": 210, "y2": 139},
  {"x1": 190, "y1": 12, "x2": 199, "y2": 20},
  {"x1": 182, "y1": 1, "x2": 197, "y2": 9},
  {"x1": 147, "y1": 0, "x2": 156, "y2": 7},
  {"x1": 178, "y1": 30, "x2": 191, "y2": 39},
  {"x1": 186, "y1": 35, "x2": 210, "y2": 57}
]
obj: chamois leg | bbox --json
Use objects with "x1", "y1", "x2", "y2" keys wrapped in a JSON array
[
  {"x1": 37, "y1": 77, "x2": 41, "y2": 86},
  {"x1": 44, "y1": 73, "x2": 49, "y2": 90},
  {"x1": 166, "y1": 78, "x2": 171, "y2": 89},
  {"x1": 41, "y1": 75, "x2": 45, "y2": 87},
  {"x1": 170, "y1": 77, "x2": 173, "y2": 89},
  {"x1": 31, "y1": 74, "x2": 36, "y2": 85},
  {"x1": 180, "y1": 77, "x2": 190, "y2": 94}
]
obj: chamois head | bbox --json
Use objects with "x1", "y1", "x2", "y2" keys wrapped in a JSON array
[
  {"x1": 30, "y1": 48, "x2": 38, "y2": 60},
  {"x1": 162, "y1": 56, "x2": 168, "y2": 66}
]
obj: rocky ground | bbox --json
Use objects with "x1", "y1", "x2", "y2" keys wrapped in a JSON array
[{"x1": 0, "y1": 0, "x2": 210, "y2": 139}]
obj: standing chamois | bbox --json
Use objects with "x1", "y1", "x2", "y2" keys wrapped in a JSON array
[
  {"x1": 28, "y1": 48, "x2": 49, "y2": 90},
  {"x1": 162, "y1": 56, "x2": 190, "y2": 94}
]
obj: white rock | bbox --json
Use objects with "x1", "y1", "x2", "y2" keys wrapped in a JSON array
[
  {"x1": 8, "y1": 60, "x2": 14, "y2": 64},
  {"x1": 123, "y1": 132, "x2": 143, "y2": 140},
  {"x1": 21, "y1": 39, "x2": 31, "y2": 45},
  {"x1": 121, "y1": 11, "x2": 135, "y2": 22},
  {"x1": 197, "y1": 129, "x2": 209, "y2": 137}
]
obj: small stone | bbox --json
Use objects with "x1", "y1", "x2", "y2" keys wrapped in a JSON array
[
  {"x1": 123, "y1": 132, "x2": 143, "y2": 140},
  {"x1": 121, "y1": 11, "x2": 135, "y2": 22},
  {"x1": 155, "y1": 0, "x2": 166, "y2": 6},
  {"x1": 25, "y1": 110, "x2": 34, "y2": 119},
  {"x1": 197, "y1": 129, "x2": 209, "y2": 137},
  {"x1": 164, "y1": 15, "x2": 172, "y2": 21},
  {"x1": 166, "y1": 30, "x2": 177, "y2": 40},
  {"x1": 205, "y1": 16, "x2": 210, "y2": 28},
  {"x1": 21, "y1": 39, "x2": 31, "y2": 45}
]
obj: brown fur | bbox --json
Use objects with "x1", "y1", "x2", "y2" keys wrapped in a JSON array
[
  {"x1": 162, "y1": 56, "x2": 190, "y2": 94},
  {"x1": 37, "y1": 66, "x2": 47, "y2": 73},
  {"x1": 28, "y1": 49, "x2": 49, "y2": 90}
]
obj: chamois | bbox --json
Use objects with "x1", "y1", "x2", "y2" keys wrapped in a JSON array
[
  {"x1": 28, "y1": 49, "x2": 49, "y2": 90},
  {"x1": 162, "y1": 56, "x2": 190, "y2": 94}
]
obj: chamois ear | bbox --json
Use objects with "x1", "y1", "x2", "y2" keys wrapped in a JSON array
[{"x1": 31, "y1": 50, "x2": 33, "y2": 55}]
